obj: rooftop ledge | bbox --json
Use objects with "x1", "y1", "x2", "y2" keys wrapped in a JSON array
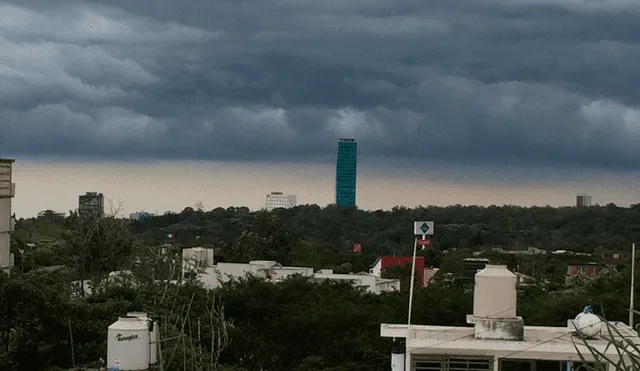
[{"x1": 380, "y1": 322, "x2": 640, "y2": 362}]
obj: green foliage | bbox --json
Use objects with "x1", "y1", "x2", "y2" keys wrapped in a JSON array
[
  {"x1": 381, "y1": 264, "x2": 414, "y2": 291},
  {"x1": 129, "y1": 204, "x2": 640, "y2": 282},
  {"x1": 2, "y1": 262, "x2": 636, "y2": 370},
  {"x1": 63, "y1": 214, "x2": 136, "y2": 292},
  {"x1": 4, "y1": 204, "x2": 640, "y2": 370},
  {"x1": 0, "y1": 270, "x2": 134, "y2": 370}
]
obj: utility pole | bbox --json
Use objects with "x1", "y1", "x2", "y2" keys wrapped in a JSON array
[
  {"x1": 630, "y1": 242, "x2": 636, "y2": 328},
  {"x1": 407, "y1": 221, "x2": 434, "y2": 371}
]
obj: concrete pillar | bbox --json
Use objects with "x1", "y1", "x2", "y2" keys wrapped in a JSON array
[
  {"x1": 391, "y1": 353, "x2": 404, "y2": 371},
  {"x1": 0, "y1": 159, "x2": 14, "y2": 275}
]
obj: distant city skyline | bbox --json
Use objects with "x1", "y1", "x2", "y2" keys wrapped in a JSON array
[{"x1": 8, "y1": 158, "x2": 640, "y2": 218}]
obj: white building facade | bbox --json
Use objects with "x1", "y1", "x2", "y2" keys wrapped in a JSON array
[
  {"x1": 265, "y1": 192, "x2": 297, "y2": 211},
  {"x1": 181, "y1": 247, "x2": 399, "y2": 294},
  {"x1": 313, "y1": 269, "x2": 400, "y2": 294},
  {"x1": 0, "y1": 158, "x2": 15, "y2": 274}
]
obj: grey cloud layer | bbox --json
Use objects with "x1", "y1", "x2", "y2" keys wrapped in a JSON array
[{"x1": 2, "y1": 0, "x2": 640, "y2": 168}]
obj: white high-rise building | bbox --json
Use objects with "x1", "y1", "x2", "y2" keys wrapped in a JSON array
[
  {"x1": 0, "y1": 158, "x2": 16, "y2": 274},
  {"x1": 576, "y1": 194, "x2": 592, "y2": 207},
  {"x1": 265, "y1": 192, "x2": 296, "y2": 211}
]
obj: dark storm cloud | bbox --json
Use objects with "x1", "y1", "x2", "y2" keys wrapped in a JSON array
[{"x1": 2, "y1": 0, "x2": 640, "y2": 169}]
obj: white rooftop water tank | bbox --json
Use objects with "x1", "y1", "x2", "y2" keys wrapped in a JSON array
[
  {"x1": 107, "y1": 316, "x2": 150, "y2": 370},
  {"x1": 473, "y1": 265, "x2": 517, "y2": 319},
  {"x1": 127, "y1": 312, "x2": 158, "y2": 365}
]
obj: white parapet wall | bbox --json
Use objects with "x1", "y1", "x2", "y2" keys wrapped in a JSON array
[{"x1": 0, "y1": 158, "x2": 15, "y2": 274}]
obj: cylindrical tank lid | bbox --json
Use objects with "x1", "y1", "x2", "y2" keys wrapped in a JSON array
[
  {"x1": 119, "y1": 316, "x2": 139, "y2": 321},
  {"x1": 127, "y1": 312, "x2": 148, "y2": 317}
]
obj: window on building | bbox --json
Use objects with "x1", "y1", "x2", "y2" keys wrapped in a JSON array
[
  {"x1": 412, "y1": 355, "x2": 492, "y2": 371},
  {"x1": 500, "y1": 360, "x2": 602, "y2": 371}
]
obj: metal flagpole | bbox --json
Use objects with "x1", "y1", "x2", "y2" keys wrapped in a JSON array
[
  {"x1": 407, "y1": 237, "x2": 419, "y2": 328},
  {"x1": 405, "y1": 237, "x2": 418, "y2": 370},
  {"x1": 407, "y1": 221, "x2": 433, "y2": 371},
  {"x1": 630, "y1": 242, "x2": 636, "y2": 328}
]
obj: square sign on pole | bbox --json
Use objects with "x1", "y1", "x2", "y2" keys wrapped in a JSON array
[{"x1": 413, "y1": 221, "x2": 434, "y2": 236}]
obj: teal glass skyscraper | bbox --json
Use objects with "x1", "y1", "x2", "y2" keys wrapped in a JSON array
[{"x1": 335, "y1": 138, "x2": 357, "y2": 207}]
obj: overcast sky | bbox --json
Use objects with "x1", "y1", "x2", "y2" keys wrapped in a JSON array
[{"x1": 2, "y1": 0, "x2": 640, "y2": 170}]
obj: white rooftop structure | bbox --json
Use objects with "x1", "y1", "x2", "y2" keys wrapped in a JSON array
[
  {"x1": 182, "y1": 247, "x2": 215, "y2": 270},
  {"x1": 195, "y1": 260, "x2": 314, "y2": 289},
  {"x1": 71, "y1": 270, "x2": 138, "y2": 296},
  {"x1": 313, "y1": 269, "x2": 400, "y2": 294},
  {"x1": 182, "y1": 247, "x2": 313, "y2": 288},
  {"x1": 181, "y1": 247, "x2": 399, "y2": 294},
  {"x1": 381, "y1": 264, "x2": 640, "y2": 371}
]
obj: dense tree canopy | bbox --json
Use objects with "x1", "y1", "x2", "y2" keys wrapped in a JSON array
[
  {"x1": 131, "y1": 204, "x2": 640, "y2": 255},
  {"x1": 2, "y1": 204, "x2": 639, "y2": 370},
  {"x1": 125, "y1": 204, "x2": 640, "y2": 283}
]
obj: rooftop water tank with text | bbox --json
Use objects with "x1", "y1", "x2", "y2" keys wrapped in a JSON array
[
  {"x1": 127, "y1": 312, "x2": 158, "y2": 365},
  {"x1": 107, "y1": 316, "x2": 150, "y2": 371},
  {"x1": 473, "y1": 264, "x2": 517, "y2": 319}
]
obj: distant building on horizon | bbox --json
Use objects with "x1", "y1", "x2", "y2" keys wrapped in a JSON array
[
  {"x1": 129, "y1": 211, "x2": 153, "y2": 220},
  {"x1": 0, "y1": 158, "x2": 16, "y2": 274},
  {"x1": 576, "y1": 194, "x2": 592, "y2": 207},
  {"x1": 37, "y1": 210, "x2": 66, "y2": 219},
  {"x1": 265, "y1": 192, "x2": 297, "y2": 211},
  {"x1": 335, "y1": 138, "x2": 357, "y2": 207},
  {"x1": 79, "y1": 192, "x2": 105, "y2": 218}
]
